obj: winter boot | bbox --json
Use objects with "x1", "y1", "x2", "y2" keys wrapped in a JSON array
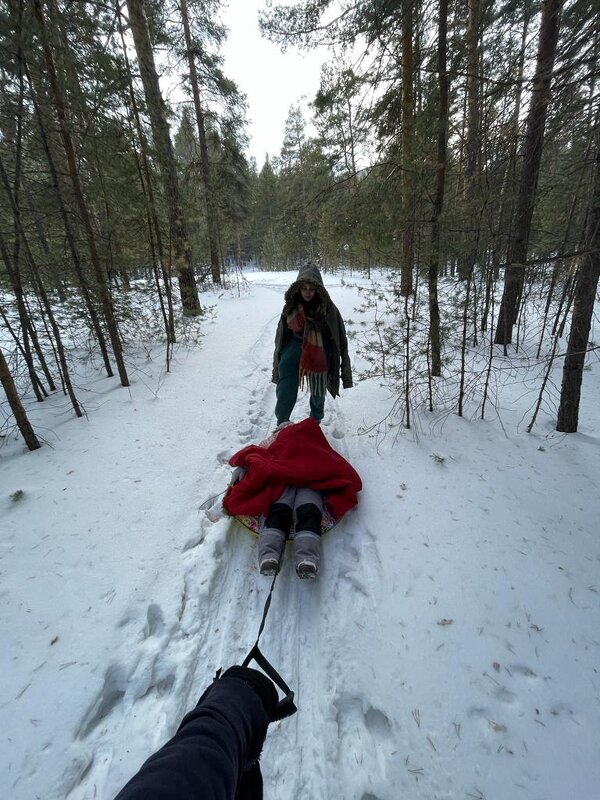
[
  {"x1": 293, "y1": 531, "x2": 321, "y2": 579},
  {"x1": 258, "y1": 528, "x2": 287, "y2": 576}
]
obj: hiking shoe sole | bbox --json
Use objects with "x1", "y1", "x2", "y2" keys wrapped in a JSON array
[
  {"x1": 296, "y1": 561, "x2": 318, "y2": 580},
  {"x1": 260, "y1": 559, "x2": 280, "y2": 577}
]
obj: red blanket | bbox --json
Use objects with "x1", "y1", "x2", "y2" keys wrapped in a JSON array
[{"x1": 223, "y1": 418, "x2": 362, "y2": 521}]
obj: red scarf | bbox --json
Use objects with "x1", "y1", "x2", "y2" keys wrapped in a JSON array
[{"x1": 287, "y1": 305, "x2": 328, "y2": 395}]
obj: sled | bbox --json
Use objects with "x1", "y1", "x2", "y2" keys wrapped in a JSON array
[{"x1": 222, "y1": 418, "x2": 361, "y2": 539}]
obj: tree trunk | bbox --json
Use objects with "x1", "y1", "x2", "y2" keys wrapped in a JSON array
[
  {"x1": 458, "y1": 269, "x2": 473, "y2": 417},
  {"x1": 179, "y1": 0, "x2": 221, "y2": 284},
  {"x1": 116, "y1": 0, "x2": 176, "y2": 344},
  {"x1": 495, "y1": 0, "x2": 563, "y2": 345},
  {"x1": 23, "y1": 59, "x2": 115, "y2": 379},
  {"x1": 32, "y1": 0, "x2": 130, "y2": 386},
  {"x1": 502, "y1": 7, "x2": 532, "y2": 265},
  {"x1": 125, "y1": 0, "x2": 202, "y2": 316},
  {"x1": 458, "y1": 0, "x2": 481, "y2": 281},
  {"x1": 0, "y1": 161, "x2": 83, "y2": 419},
  {"x1": 428, "y1": 0, "x2": 448, "y2": 377},
  {"x1": 0, "y1": 345, "x2": 41, "y2": 451},
  {"x1": 556, "y1": 132, "x2": 600, "y2": 433},
  {"x1": 11, "y1": 16, "x2": 83, "y2": 416},
  {"x1": 0, "y1": 226, "x2": 47, "y2": 400},
  {"x1": 400, "y1": 0, "x2": 414, "y2": 297}
]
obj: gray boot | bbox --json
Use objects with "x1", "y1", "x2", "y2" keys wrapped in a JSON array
[
  {"x1": 258, "y1": 528, "x2": 286, "y2": 576},
  {"x1": 293, "y1": 531, "x2": 321, "y2": 579}
]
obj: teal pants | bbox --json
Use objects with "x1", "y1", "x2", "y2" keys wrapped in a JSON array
[{"x1": 275, "y1": 339, "x2": 326, "y2": 424}]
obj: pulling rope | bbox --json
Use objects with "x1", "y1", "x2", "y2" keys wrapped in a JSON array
[
  {"x1": 198, "y1": 489, "x2": 227, "y2": 512},
  {"x1": 202, "y1": 481, "x2": 296, "y2": 719},
  {"x1": 241, "y1": 572, "x2": 297, "y2": 720}
]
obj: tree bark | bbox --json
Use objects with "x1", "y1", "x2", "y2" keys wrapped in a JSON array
[
  {"x1": 458, "y1": 0, "x2": 481, "y2": 281},
  {"x1": 179, "y1": 0, "x2": 221, "y2": 284},
  {"x1": 400, "y1": 0, "x2": 414, "y2": 297},
  {"x1": 0, "y1": 345, "x2": 41, "y2": 451},
  {"x1": 556, "y1": 131, "x2": 600, "y2": 433},
  {"x1": 0, "y1": 226, "x2": 47, "y2": 400},
  {"x1": 501, "y1": 6, "x2": 532, "y2": 265},
  {"x1": 428, "y1": 0, "x2": 448, "y2": 377},
  {"x1": 125, "y1": 0, "x2": 202, "y2": 316},
  {"x1": 458, "y1": 270, "x2": 473, "y2": 417},
  {"x1": 495, "y1": 0, "x2": 563, "y2": 345},
  {"x1": 116, "y1": 0, "x2": 176, "y2": 345}
]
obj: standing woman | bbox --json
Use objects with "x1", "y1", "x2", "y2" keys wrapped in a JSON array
[{"x1": 272, "y1": 264, "x2": 352, "y2": 426}]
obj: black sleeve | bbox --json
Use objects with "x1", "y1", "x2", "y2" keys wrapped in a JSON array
[
  {"x1": 114, "y1": 677, "x2": 269, "y2": 800},
  {"x1": 272, "y1": 315, "x2": 284, "y2": 383},
  {"x1": 336, "y1": 308, "x2": 353, "y2": 388}
]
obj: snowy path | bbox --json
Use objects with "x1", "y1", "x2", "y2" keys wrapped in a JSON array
[
  {"x1": 2, "y1": 274, "x2": 599, "y2": 800},
  {"x1": 57, "y1": 282, "x2": 393, "y2": 800},
  {"x1": 49, "y1": 288, "x2": 390, "y2": 800},
  {"x1": 62, "y1": 285, "x2": 290, "y2": 798}
]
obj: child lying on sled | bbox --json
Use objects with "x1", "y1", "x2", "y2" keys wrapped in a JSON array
[{"x1": 224, "y1": 418, "x2": 362, "y2": 580}]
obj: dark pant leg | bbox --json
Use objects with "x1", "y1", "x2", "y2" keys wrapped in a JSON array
[
  {"x1": 275, "y1": 340, "x2": 301, "y2": 425},
  {"x1": 258, "y1": 486, "x2": 295, "y2": 568},
  {"x1": 309, "y1": 393, "x2": 325, "y2": 422},
  {"x1": 264, "y1": 500, "x2": 293, "y2": 534}
]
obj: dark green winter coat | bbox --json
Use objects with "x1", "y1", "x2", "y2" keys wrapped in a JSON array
[{"x1": 272, "y1": 265, "x2": 353, "y2": 398}]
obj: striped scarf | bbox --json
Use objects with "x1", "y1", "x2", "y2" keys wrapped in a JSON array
[{"x1": 287, "y1": 304, "x2": 328, "y2": 395}]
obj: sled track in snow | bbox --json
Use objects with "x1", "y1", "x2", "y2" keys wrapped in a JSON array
[
  {"x1": 185, "y1": 402, "x2": 390, "y2": 799},
  {"x1": 64, "y1": 300, "x2": 391, "y2": 800},
  {"x1": 212, "y1": 395, "x2": 391, "y2": 799},
  {"x1": 61, "y1": 307, "x2": 279, "y2": 799},
  {"x1": 187, "y1": 400, "x2": 391, "y2": 799}
]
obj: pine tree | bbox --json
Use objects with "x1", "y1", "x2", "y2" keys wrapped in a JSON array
[{"x1": 125, "y1": 0, "x2": 202, "y2": 316}]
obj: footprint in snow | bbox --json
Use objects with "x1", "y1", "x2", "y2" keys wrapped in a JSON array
[
  {"x1": 144, "y1": 603, "x2": 164, "y2": 638},
  {"x1": 332, "y1": 694, "x2": 393, "y2": 795},
  {"x1": 507, "y1": 664, "x2": 538, "y2": 681},
  {"x1": 76, "y1": 663, "x2": 128, "y2": 739},
  {"x1": 468, "y1": 705, "x2": 490, "y2": 720},
  {"x1": 335, "y1": 694, "x2": 393, "y2": 744},
  {"x1": 343, "y1": 544, "x2": 360, "y2": 563},
  {"x1": 468, "y1": 705, "x2": 511, "y2": 739},
  {"x1": 364, "y1": 705, "x2": 393, "y2": 739},
  {"x1": 549, "y1": 703, "x2": 581, "y2": 726},
  {"x1": 494, "y1": 685, "x2": 517, "y2": 705},
  {"x1": 182, "y1": 531, "x2": 205, "y2": 552},
  {"x1": 343, "y1": 572, "x2": 369, "y2": 597}
]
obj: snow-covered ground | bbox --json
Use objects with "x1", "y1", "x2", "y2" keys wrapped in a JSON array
[{"x1": 1, "y1": 271, "x2": 599, "y2": 800}]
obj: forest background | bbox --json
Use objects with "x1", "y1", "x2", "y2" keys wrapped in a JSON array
[{"x1": 0, "y1": 0, "x2": 599, "y2": 446}]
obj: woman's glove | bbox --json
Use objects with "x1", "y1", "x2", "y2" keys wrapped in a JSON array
[{"x1": 219, "y1": 666, "x2": 278, "y2": 722}]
